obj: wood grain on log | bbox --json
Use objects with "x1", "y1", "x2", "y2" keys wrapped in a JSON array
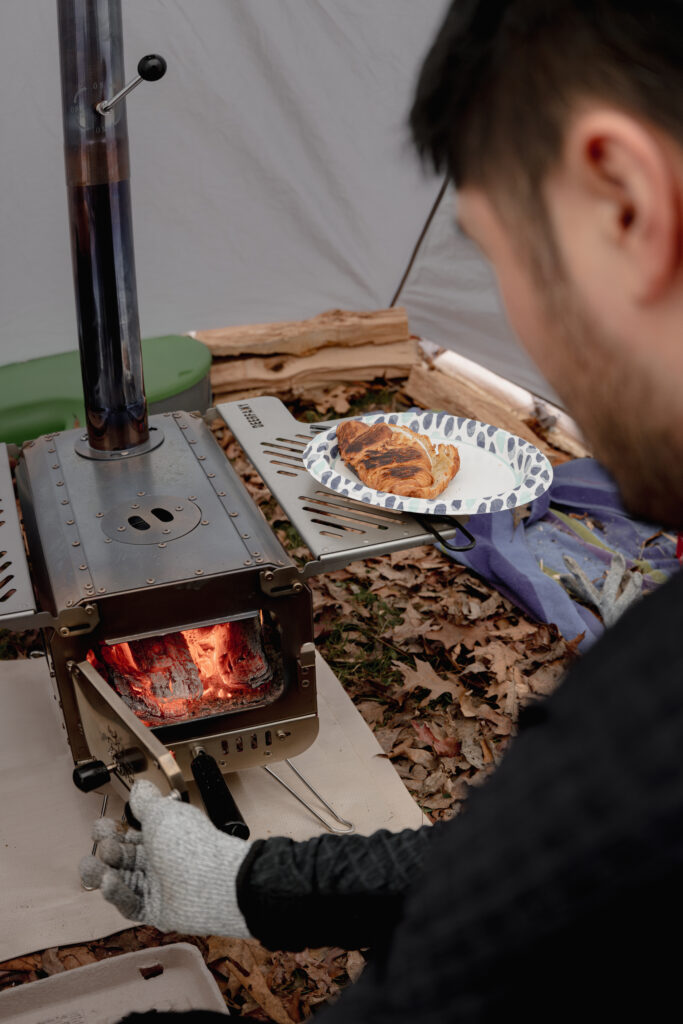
[
  {"x1": 193, "y1": 307, "x2": 410, "y2": 358},
  {"x1": 211, "y1": 339, "x2": 417, "y2": 393},
  {"x1": 405, "y1": 363, "x2": 557, "y2": 457}
]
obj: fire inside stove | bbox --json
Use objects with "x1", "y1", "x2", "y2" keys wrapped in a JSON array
[{"x1": 88, "y1": 615, "x2": 282, "y2": 726}]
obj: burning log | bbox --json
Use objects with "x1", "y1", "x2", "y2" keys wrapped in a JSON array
[
  {"x1": 183, "y1": 618, "x2": 272, "y2": 694},
  {"x1": 98, "y1": 633, "x2": 203, "y2": 721},
  {"x1": 92, "y1": 616, "x2": 274, "y2": 725}
]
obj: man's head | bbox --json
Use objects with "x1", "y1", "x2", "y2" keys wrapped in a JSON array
[{"x1": 411, "y1": 0, "x2": 683, "y2": 526}]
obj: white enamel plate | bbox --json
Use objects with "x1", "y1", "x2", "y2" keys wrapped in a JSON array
[{"x1": 302, "y1": 411, "x2": 553, "y2": 516}]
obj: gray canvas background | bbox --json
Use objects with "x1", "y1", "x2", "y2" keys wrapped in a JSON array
[{"x1": 0, "y1": 0, "x2": 557, "y2": 402}]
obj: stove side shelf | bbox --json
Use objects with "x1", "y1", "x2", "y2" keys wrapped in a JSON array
[
  {"x1": 0, "y1": 442, "x2": 38, "y2": 629},
  {"x1": 216, "y1": 396, "x2": 467, "y2": 579}
]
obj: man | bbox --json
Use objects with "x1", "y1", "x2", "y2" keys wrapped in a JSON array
[{"x1": 84, "y1": 1, "x2": 683, "y2": 1019}]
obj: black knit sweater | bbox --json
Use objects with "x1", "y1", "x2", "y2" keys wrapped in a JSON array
[{"x1": 125, "y1": 567, "x2": 683, "y2": 1021}]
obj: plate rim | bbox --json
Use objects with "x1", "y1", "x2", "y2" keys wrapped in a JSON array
[{"x1": 301, "y1": 410, "x2": 554, "y2": 515}]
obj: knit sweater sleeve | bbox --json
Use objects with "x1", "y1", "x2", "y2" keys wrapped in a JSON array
[{"x1": 236, "y1": 824, "x2": 437, "y2": 950}]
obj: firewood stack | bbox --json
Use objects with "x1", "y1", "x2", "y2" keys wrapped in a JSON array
[{"x1": 190, "y1": 307, "x2": 417, "y2": 404}]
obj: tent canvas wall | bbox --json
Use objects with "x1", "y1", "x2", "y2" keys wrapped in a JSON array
[{"x1": 0, "y1": 0, "x2": 558, "y2": 404}]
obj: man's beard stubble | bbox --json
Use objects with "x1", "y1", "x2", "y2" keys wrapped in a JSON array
[{"x1": 535, "y1": 260, "x2": 683, "y2": 530}]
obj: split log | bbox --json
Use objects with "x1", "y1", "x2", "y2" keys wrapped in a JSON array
[
  {"x1": 211, "y1": 338, "x2": 417, "y2": 396},
  {"x1": 193, "y1": 307, "x2": 410, "y2": 358},
  {"x1": 405, "y1": 363, "x2": 560, "y2": 459}
]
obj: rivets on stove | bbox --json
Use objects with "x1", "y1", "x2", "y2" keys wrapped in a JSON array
[
  {"x1": 241, "y1": 532, "x2": 250, "y2": 539},
  {"x1": 61, "y1": 499, "x2": 69, "y2": 505},
  {"x1": 162, "y1": 528, "x2": 171, "y2": 534},
  {"x1": 146, "y1": 578, "x2": 156, "y2": 585},
  {"x1": 98, "y1": 587, "x2": 106, "y2": 593},
  {"x1": 72, "y1": 540, "x2": 80, "y2": 547},
  {"x1": 244, "y1": 559, "x2": 253, "y2": 566},
  {"x1": 117, "y1": 526, "x2": 126, "y2": 532},
  {"x1": 218, "y1": 491, "x2": 226, "y2": 497},
  {"x1": 137, "y1": 491, "x2": 146, "y2": 497},
  {"x1": 66, "y1": 519, "x2": 74, "y2": 525},
  {"x1": 201, "y1": 520, "x2": 209, "y2": 526},
  {"x1": 79, "y1": 564, "x2": 87, "y2": 570},
  {"x1": 197, "y1": 455, "x2": 206, "y2": 461},
  {"x1": 175, "y1": 505, "x2": 184, "y2": 511},
  {"x1": 104, "y1": 537, "x2": 112, "y2": 543},
  {"x1": 188, "y1": 437, "x2": 195, "y2": 442},
  {"x1": 96, "y1": 512, "x2": 104, "y2": 518},
  {"x1": 66, "y1": 599, "x2": 73, "y2": 607},
  {"x1": 158, "y1": 542, "x2": 167, "y2": 548},
  {"x1": 56, "y1": 480, "x2": 64, "y2": 487},
  {"x1": 229, "y1": 511, "x2": 238, "y2": 517},
  {"x1": 130, "y1": 503, "x2": 140, "y2": 509},
  {"x1": 189, "y1": 496, "x2": 197, "y2": 501},
  {"x1": 194, "y1": 569, "x2": 204, "y2": 575},
  {"x1": 47, "y1": 447, "x2": 55, "y2": 454},
  {"x1": 208, "y1": 473, "x2": 215, "y2": 479},
  {"x1": 52, "y1": 464, "x2": 59, "y2": 470}
]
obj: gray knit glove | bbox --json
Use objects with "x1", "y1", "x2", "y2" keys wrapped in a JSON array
[{"x1": 80, "y1": 779, "x2": 252, "y2": 937}]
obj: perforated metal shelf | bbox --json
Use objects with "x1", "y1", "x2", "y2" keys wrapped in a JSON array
[
  {"x1": 217, "y1": 396, "x2": 471, "y2": 578},
  {"x1": 0, "y1": 443, "x2": 37, "y2": 627}
]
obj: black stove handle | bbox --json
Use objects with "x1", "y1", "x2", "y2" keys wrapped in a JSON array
[{"x1": 190, "y1": 749, "x2": 251, "y2": 840}]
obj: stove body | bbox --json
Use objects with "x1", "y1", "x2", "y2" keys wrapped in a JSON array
[{"x1": 14, "y1": 411, "x2": 317, "y2": 799}]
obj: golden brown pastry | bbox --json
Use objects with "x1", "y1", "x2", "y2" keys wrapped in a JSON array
[{"x1": 336, "y1": 419, "x2": 460, "y2": 499}]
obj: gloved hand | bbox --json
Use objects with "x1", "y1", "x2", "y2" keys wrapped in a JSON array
[
  {"x1": 80, "y1": 779, "x2": 252, "y2": 937},
  {"x1": 560, "y1": 552, "x2": 643, "y2": 628}
]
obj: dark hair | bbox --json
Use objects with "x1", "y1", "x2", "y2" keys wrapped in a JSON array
[{"x1": 410, "y1": 0, "x2": 683, "y2": 204}]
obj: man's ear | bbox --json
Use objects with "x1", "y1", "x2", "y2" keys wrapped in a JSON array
[{"x1": 551, "y1": 110, "x2": 681, "y2": 303}]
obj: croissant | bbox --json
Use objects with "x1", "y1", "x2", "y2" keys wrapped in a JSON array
[{"x1": 336, "y1": 419, "x2": 460, "y2": 499}]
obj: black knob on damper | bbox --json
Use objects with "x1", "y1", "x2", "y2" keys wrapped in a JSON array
[
  {"x1": 137, "y1": 54, "x2": 167, "y2": 81},
  {"x1": 73, "y1": 759, "x2": 111, "y2": 792},
  {"x1": 191, "y1": 749, "x2": 250, "y2": 839}
]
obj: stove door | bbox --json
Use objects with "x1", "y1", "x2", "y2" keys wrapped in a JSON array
[{"x1": 70, "y1": 658, "x2": 187, "y2": 798}]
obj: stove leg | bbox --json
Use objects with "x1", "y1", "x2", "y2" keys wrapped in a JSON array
[{"x1": 262, "y1": 759, "x2": 354, "y2": 834}]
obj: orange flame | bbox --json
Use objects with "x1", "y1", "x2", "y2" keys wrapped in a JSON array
[{"x1": 90, "y1": 617, "x2": 274, "y2": 724}]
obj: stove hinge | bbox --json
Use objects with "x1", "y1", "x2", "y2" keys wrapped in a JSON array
[
  {"x1": 259, "y1": 565, "x2": 305, "y2": 596},
  {"x1": 259, "y1": 555, "x2": 350, "y2": 596},
  {"x1": 297, "y1": 640, "x2": 316, "y2": 689},
  {"x1": 2, "y1": 602, "x2": 100, "y2": 637}
]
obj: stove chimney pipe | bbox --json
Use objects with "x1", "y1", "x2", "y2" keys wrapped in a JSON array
[{"x1": 57, "y1": 0, "x2": 149, "y2": 453}]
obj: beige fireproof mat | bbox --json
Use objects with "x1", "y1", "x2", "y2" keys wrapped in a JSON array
[{"x1": 0, "y1": 653, "x2": 424, "y2": 961}]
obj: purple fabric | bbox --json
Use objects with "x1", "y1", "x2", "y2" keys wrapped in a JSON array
[{"x1": 443, "y1": 458, "x2": 679, "y2": 651}]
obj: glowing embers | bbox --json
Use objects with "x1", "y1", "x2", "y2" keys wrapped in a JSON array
[{"x1": 89, "y1": 616, "x2": 278, "y2": 725}]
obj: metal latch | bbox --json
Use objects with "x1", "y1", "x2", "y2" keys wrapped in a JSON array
[{"x1": 297, "y1": 641, "x2": 315, "y2": 689}]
